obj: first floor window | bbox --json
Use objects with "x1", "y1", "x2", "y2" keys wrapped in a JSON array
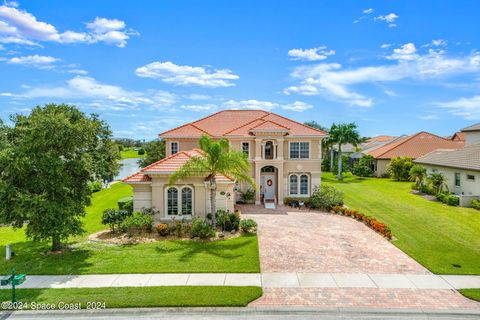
[
  {"x1": 181, "y1": 187, "x2": 193, "y2": 215},
  {"x1": 300, "y1": 175, "x2": 309, "y2": 195},
  {"x1": 289, "y1": 175, "x2": 298, "y2": 195},
  {"x1": 290, "y1": 174, "x2": 309, "y2": 195},
  {"x1": 171, "y1": 142, "x2": 178, "y2": 154},
  {"x1": 167, "y1": 186, "x2": 194, "y2": 215},
  {"x1": 455, "y1": 173, "x2": 461, "y2": 187},
  {"x1": 167, "y1": 187, "x2": 178, "y2": 215},
  {"x1": 467, "y1": 174, "x2": 475, "y2": 181}
]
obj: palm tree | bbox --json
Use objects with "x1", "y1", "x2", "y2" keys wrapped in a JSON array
[
  {"x1": 169, "y1": 135, "x2": 254, "y2": 228},
  {"x1": 328, "y1": 123, "x2": 362, "y2": 180},
  {"x1": 427, "y1": 172, "x2": 448, "y2": 194},
  {"x1": 409, "y1": 165, "x2": 427, "y2": 189}
]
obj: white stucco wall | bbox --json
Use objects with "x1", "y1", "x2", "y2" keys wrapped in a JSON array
[
  {"x1": 465, "y1": 131, "x2": 480, "y2": 146},
  {"x1": 423, "y1": 165, "x2": 480, "y2": 196}
]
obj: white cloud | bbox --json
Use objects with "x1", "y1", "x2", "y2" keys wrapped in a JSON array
[
  {"x1": 288, "y1": 46, "x2": 335, "y2": 61},
  {"x1": 419, "y1": 114, "x2": 440, "y2": 120},
  {"x1": 436, "y1": 96, "x2": 480, "y2": 120},
  {"x1": 135, "y1": 61, "x2": 239, "y2": 87},
  {"x1": 181, "y1": 104, "x2": 218, "y2": 112},
  {"x1": 381, "y1": 43, "x2": 392, "y2": 49},
  {"x1": 375, "y1": 13, "x2": 399, "y2": 27},
  {"x1": 281, "y1": 101, "x2": 313, "y2": 112},
  {"x1": 0, "y1": 5, "x2": 137, "y2": 47},
  {"x1": 284, "y1": 43, "x2": 480, "y2": 107},
  {"x1": 7, "y1": 54, "x2": 59, "y2": 68},
  {"x1": 363, "y1": 8, "x2": 374, "y2": 14},
  {"x1": 187, "y1": 94, "x2": 211, "y2": 100},
  {"x1": 12, "y1": 76, "x2": 177, "y2": 110},
  {"x1": 431, "y1": 39, "x2": 447, "y2": 47},
  {"x1": 67, "y1": 68, "x2": 88, "y2": 75},
  {"x1": 387, "y1": 43, "x2": 418, "y2": 61}
]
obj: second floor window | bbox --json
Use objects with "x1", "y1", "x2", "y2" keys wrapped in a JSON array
[
  {"x1": 455, "y1": 173, "x2": 461, "y2": 187},
  {"x1": 265, "y1": 141, "x2": 273, "y2": 159},
  {"x1": 171, "y1": 142, "x2": 178, "y2": 155},
  {"x1": 290, "y1": 142, "x2": 309, "y2": 159},
  {"x1": 242, "y1": 142, "x2": 249, "y2": 158}
]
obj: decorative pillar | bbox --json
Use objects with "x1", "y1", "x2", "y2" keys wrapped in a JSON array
[
  {"x1": 277, "y1": 165, "x2": 284, "y2": 204},
  {"x1": 254, "y1": 138, "x2": 262, "y2": 160},
  {"x1": 255, "y1": 163, "x2": 261, "y2": 205},
  {"x1": 277, "y1": 138, "x2": 284, "y2": 160}
]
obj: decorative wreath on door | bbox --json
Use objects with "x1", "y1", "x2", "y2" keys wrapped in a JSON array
[{"x1": 267, "y1": 179, "x2": 273, "y2": 186}]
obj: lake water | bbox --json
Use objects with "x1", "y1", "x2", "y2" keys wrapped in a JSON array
[{"x1": 114, "y1": 158, "x2": 141, "y2": 181}]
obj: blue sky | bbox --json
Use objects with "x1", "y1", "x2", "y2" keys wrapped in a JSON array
[{"x1": 1, "y1": 0, "x2": 479, "y2": 139}]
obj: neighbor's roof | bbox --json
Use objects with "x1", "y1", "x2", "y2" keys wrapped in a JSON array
[
  {"x1": 122, "y1": 149, "x2": 233, "y2": 183},
  {"x1": 367, "y1": 131, "x2": 464, "y2": 160},
  {"x1": 366, "y1": 135, "x2": 395, "y2": 143},
  {"x1": 450, "y1": 131, "x2": 466, "y2": 141},
  {"x1": 159, "y1": 110, "x2": 328, "y2": 138},
  {"x1": 461, "y1": 123, "x2": 480, "y2": 132},
  {"x1": 414, "y1": 143, "x2": 480, "y2": 171}
]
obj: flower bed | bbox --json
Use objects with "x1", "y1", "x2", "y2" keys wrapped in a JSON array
[{"x1": 331, "y1": 206, "x2": 392, "y2": 239}]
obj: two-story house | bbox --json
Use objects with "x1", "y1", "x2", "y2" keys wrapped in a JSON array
[{"x1": 123, "y1": 110, "x2": 327, "y2": 219}]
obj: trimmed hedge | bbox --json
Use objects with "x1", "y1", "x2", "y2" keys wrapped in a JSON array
[
  {"x1": 472, "y1": 199, "x2": 480, "y2": 210},
  {"x1": 118, "y1": 196, "x2": 133, "y2": 213}
]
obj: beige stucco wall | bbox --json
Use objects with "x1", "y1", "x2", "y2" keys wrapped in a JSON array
[
  {"x1": 132, "y1": 185, "x2": 152, "y2": 212},
  {"x1": 165, "y1": 138, "x2": 199, "y2": 155},
  {"x1": 375, "y1": 159, "x2": 391, "y2": 177},
  {"x1": 422, "y1": 165, "x2": 480, "y2": 196}
]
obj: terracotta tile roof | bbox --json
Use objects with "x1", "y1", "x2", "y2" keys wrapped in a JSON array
[
  {"x1": 366, "y1": 135, "x2": 395, "y2": 143},
  {"x1": 367, "y1": 131, "x2": 465, "y2": 160},
  {"x1": 461, "y1": 123, "x2": 480, "y2": 132},
  {"x1": 451, "y1": 131, "x2": 466, "y2": 141},
  {"x1": 415, "y1": 143, "x2": 480, "y2": 171},
  {"x1": 122, "y1": 172, "x2": 152, "y2": 183},
  {"x1": 249, "y1": 120, "x2": 290, "y2": 131},
  {"x1": 123, "y1": 148, "x2": 234, "y2": 183},
  {"x1": 159, "y1": 110, "x2": 327, "y2": 138}
]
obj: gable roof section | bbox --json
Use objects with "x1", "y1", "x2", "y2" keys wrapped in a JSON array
[
  {"x1": 123, "y1": 148, "x2": 234, "y2": 183},
  {"x1": 461, "y1": 123, "x2": 480, "y2": 132},
  {"x1": 159, "y1": 110, "x2": 327, "y2": 138},
  {"x1": 366, "y1": 135, "x2": 395, "y2": 143},
  {"x1": 367, "y1": 131, "x2": 465, "y2": 160},
  {"x1": 414, "y1": 143, "x2": 480, "y2": 171},
  {"x1": 451, "y1": 131, "x2": 466, "y2": 141}
]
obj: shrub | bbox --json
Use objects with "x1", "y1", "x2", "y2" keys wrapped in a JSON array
[
  {"x1": 137, "y1": 148, "x2": 145, "y2": 155},
  {"x1": 471, "y1": 199, "x2": 480, "y2": 210},
  {"x1": 118, "y1": 196, "x2": 133, "y2": 213},
  {"x1": 155, "y1": 223, "x2": 169, "y2": 236},
  {"x1": 387, "y1": 157, "x2": 414, "y2": 181},
  {"x1": 352, "y1": 155, "x2": 374, "y2": 177},
  {"x1": 310, "y1": 185, "x2": 344, "y2": 210},
  {"x1": 216, "y1": 210, "x2": 240, "y2": 232},
  {"x1": 190, "y1": 218, "x2": 215, "y2": 239},
  {"x1": 240, "y1": 219, "x2": 257, "y2": 233},
  {"x1": 283, "y1": 197, "x2": 311, "y2": 207},
  {"x1": 437, "y1": 192, "x2": 459, "y2": 206},
  {"x1": 239, "y1": 189, "x2": 255, "y2": 204},
  {"x1": 101, "y1": 208, "x2": 130, "y2": 232},
  {"x1": 88, "y1": 180, "x2": 102, "y2": 193},
  {"x1": 121, "y1": 212, "x2": 153, "y2": 236}
]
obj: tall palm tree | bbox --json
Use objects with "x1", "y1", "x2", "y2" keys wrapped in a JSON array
[
  {"x1": 328, "y1": 123, "x2": 362, "y2": 180},
  {"x1": 169, "y1": 135, "x2": 254, "y2": 228}
]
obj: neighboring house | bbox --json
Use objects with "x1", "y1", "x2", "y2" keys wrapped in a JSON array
[
  {"x1": 365, "y1": 132, "x2": 464, "y2": 177},
  {"x1": 461, "y1": 123, "x2": 480, "y2": 145},
  {"x1": 414, "y1": 143, "x2": 480, "y2": 207},
  {"x1": 123, "y1": 110, "x2": 327, "y2": 219}
]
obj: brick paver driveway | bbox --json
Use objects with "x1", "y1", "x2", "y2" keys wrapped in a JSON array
[
  {"x1": 240, "y1": 205, "x2": 480, "y2": 310},
  {"x1": 240, "y1": 204, "x2": 427, "y2": 274}
]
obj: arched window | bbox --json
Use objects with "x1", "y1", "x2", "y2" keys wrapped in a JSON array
[
  {"x1": 181, "y1": 187, "x2": 193, "y2": 215},
  {"x1": 289, "y1": 175, "x2": 298, "y2": 195},
  {"x1": 167, "y1": 187, "x2": 178, "y2": 215},
  {"x1": 265, "y1": 141, "x2": 273, "y2": 159},
  {"x1": 300, "y1": 175, "x2": 309, "y2": 195}
]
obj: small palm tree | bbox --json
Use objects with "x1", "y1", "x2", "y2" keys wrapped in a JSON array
[
  {"x1": 427, "y1": 172, "x2": 448, "y2": 194},
  {"x1": 169, "y1": 135, "x2": 254, "y2": 228},
  {"x1": 409, "y1": 165, "x2": 427, "y2": 188},
  {"x1": 329, "y1": 123, "x2": 362, "y2": 180}
]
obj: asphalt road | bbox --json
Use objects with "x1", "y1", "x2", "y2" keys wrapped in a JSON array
[{"x1": 1, "y1": 308, "x2": 480, "y2": 320}]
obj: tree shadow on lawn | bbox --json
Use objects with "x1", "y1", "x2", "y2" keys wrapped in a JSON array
[
  {"x1": 322, "y1": 174, "x2": 369, "y2": 184},
  {"x1": 153, "y1": 235, "x2": 256, "y2": 262},
  {"x1": 0, "y1": 241, "x2": 93, "y2": 275}
]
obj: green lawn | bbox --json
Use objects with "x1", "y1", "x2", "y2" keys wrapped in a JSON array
[
  {"x1": 120, "y1": 148, "x2": 145, "y2": 159},
  {"x1": 0, "y1": 286, "x2": 262, "y2": 309},
  {"x1": 323, "y1": 172, "x2": 480, "y2": 274},
  {"x1": 0, "y1": 183, "x2": 260, "y2": 275},
  {"x1": 460, "y1": 289, "x2": 480, "y2": 302}
]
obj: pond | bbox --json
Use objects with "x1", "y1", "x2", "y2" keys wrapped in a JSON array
[{"x1": 114, "y1": 158, "x2": 141, "y2": 181}]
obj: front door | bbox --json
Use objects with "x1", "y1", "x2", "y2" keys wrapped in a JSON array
[{"x1": 262, "y1": 174, "x2": 276, "y2": 201}]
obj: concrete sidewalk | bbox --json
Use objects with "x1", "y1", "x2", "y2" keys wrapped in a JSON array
[{"x1": 3, "y1": 273, "x2": 480, "y2": 290}]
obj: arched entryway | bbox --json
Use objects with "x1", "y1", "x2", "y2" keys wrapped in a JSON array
[{"x1": 260, "y1": 165, "x2": 278, "y2": 205}]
